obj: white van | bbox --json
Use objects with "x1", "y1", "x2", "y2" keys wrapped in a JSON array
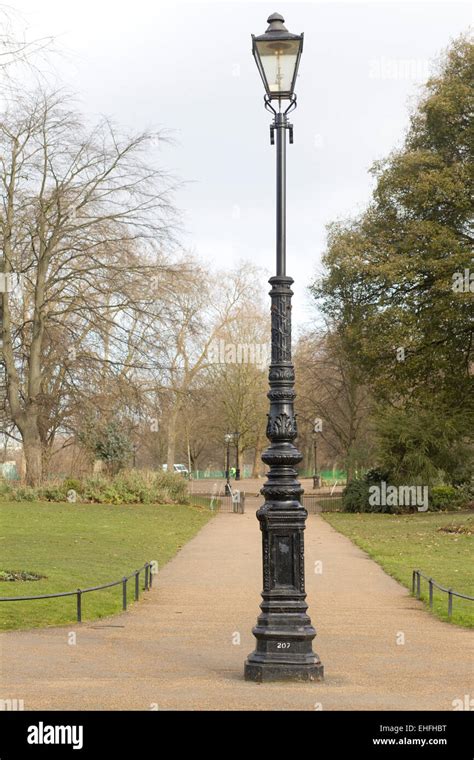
[{"x1": 162, "y1": 463, "x2": 189, "y2": 478}]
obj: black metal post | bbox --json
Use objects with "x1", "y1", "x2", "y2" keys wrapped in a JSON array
[
  {"x1": 235, "y1": 432, "x2": 241, "y2": 481},
  {"x1": 122, "y1": 577, "x2": 127, "y2": 611},
  {"x1": 244, "y1": 110, "x2": 323, "y2": 682},
  {"x1": 135, "y1": 571, "x2": 140, "y2": 601},
  {"x1": 76, "y1": 589, "x2": 82, "y2": 623},
  {"x1": 225, "y1": 438, "x2": 231, "y2": 495},
  {"x1": 312, "y1": 433, "x2": 321, "y2": 489},
  {"x1": 276, "y1": 113, "x2": 286, "y2": 277}
]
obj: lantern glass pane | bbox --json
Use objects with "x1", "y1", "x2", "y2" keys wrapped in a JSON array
[{"x1": 255, "y1": 39, "x2": 300, "y2": 95}]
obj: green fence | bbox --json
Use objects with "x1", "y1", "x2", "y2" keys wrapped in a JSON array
[
  {"x1": 191, "y1": 466, "x2": 253, "y2": 480},
  {"x1": 191, "y1": 467, "x2": 347, "y2": 483},
  {"x1": 299, "y1": 469, "x2": 347, "y2": 485}
]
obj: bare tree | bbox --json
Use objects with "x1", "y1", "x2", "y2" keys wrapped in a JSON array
[
  {"x1": 295, "y1": 329, "x2": 375, "y2": 479},
  {"x1": 205, "y1": 304, "x2": 269, "y2": 477},
  {"x1": 0, "y1": 6, "x2": 53, "y2": 73},
  {"x1": 0, "y1": 88, "x2": 179, "y2": 484},
  {"x1": 144, "y1": 259, "x2": 264, "y2": 470}
]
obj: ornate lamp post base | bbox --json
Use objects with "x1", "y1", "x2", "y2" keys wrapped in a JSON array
[
  {"x1": 245, "y1": 661, "x2": 324, "y2": 683},
  {"x1": 244, "y1": 501, "x2": 324, "y2": 683}
]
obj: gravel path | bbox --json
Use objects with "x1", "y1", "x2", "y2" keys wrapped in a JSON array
[{"x1": 1, "y1": 504, "x2": 472, "y2": 710}]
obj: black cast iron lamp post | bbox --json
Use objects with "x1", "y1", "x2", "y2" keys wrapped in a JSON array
[
  {"x1": 233, "y1": 431, "x2": 241, "y2": 480},
  {"x1": 244, "y1": 12, "x2": 324, "y2": 682},
  {"x1": 313, "y1": 420, "x2": 321, "y2": 489},
  {"x1": 224, "y1": 433, "x2": 233, "y2": 495}
]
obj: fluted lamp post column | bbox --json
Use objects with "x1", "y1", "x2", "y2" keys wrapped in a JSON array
[{"x1": 244, "y1": 12, "x2": 324, "y2": 682}]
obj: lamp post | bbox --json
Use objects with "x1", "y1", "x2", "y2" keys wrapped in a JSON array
[
  {"x1": 224, "y1": 433, "x2": 233, "y2": 495},
  {"x1": 313, "y1": 420, "x2": 321, "y2": 489},
  {"x1": 244, "y1": 12, "x2": 324, "y2": 682},
  {"x1": 312, "y1": 433, "x2": 321, "y2": 489},
  {"x1": 233, "y1": 431, "x2": 241, "y2": 480}
]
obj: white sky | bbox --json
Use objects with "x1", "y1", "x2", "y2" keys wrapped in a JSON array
[{"x1": 8, "y1": 0, "x2": 473, "y2": 329}]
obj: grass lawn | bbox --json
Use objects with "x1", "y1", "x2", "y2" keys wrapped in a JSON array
[
  {"x1": 322, "y1": 511, "x2": 473, "y2": 628},
  {"x1": 0, "y1": 500, "x2": 214, "y2": 630}
]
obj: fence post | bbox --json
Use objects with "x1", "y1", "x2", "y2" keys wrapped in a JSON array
[
  {"x1": 412, "y1": 570, "x2": 416, "y2": 594},
  {"x1": 149, "y1": 563, "x2": 154, "y2": 589},
  {"x1": 135, "y1": 571, "x2": 139, "y2": 601},
  {"x1": 144, "y1": 564, "x2": 149, "y2": 591},
  {"x1": 448, "y1": 589, "x2": 453, "y2": 618},
  {"x1": 429, "y1": 579, "x2": 433, "y2": 609},
  {"x1": 76, "y1": 589, "x2": 82, "y2": 623},
  {"x1": 416, "y1": 571, "x2": 421, "y2": 599},
  {"x1": 122, "y1": 577, "x2": 127, "y2": 611}
]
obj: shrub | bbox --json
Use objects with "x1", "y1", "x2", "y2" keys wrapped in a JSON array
[
  {"x1": 429, "y1": 485, "x2": 466, "y2": 511},
  {"x1": 81, "y1": 475, "x2": 121, "y2": 504},
  {"x1": 113, "y1": 470, "x2": 154, "y2": 503},
  {"x1": 456, "y1": 482, "x2": 474, "y2": 507},
  {"x1": 0, "y1": 478, "x2": 13, "y2": 500},
  {"x1": 154, "y1": 470, "x2": 188, "y2": 504},
  {"x1": 1, "y1": 469, "x2": 189, "y2": 505},
  {"x1": 79, "y1": 420, "x2": 133, "y2": 475},
  {"x1": 343, "y1": 479, "x2": 471, "y2": 513},
  {"x1": 38, "y1": 485, "x2": 68, "y2": 502},
  {"x1": 343, "y1": 471, "x2": 397, "y2": 513},
  {"x1": 342, "y1": 479, "x2": 371, "y2": 512},
  {"x1": 63, "y1": 478, "x2": 83, "y2": 495},
  {"x1": 80, "y1": 470, "x2": 189, "y2": 505},
  {"x1": 11, "y1": 486, "x2": 38, "y2": 502}
]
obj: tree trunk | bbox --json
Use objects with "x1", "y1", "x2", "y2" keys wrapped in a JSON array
[
  {"x1": 19, "y1": 448, "x2": 26, "y2": 481},
  {"x1": 251, "y1": 432, "x2": 263, "y2": 478},
  {"x1": 166, "y1": 403, "x2": 178, "y2": 470},
  {"x1": 302, "y1": 436, "x2": 312, "y2": 472},
  {"x1": 22, "y1": 426, "x2": 43, "y2": 486},
  {"x1": 41, "y1": 443, "x2": 53, "y2": 480},
  {"x1": 186, "y1": 437, "x2": 192, "y2": 476}
]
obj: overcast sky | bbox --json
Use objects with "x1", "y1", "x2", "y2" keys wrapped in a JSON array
[{"x1": 10, "y1": 0, "x2": 473, "y2": 328}]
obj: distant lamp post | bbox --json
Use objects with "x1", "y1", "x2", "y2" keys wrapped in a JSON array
[
  {"x1": 245, "y1": 13, "x2": 324, "y2": 682},
  {"x1": 233, "y1": 431, "x2": 241, "y2": 480},
  {"x1": 313, "y1": 418, "x2": 322, "y2": 489},
  {"x1": 224, "y1": 433, "x2": 233, "y2": 495}
]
